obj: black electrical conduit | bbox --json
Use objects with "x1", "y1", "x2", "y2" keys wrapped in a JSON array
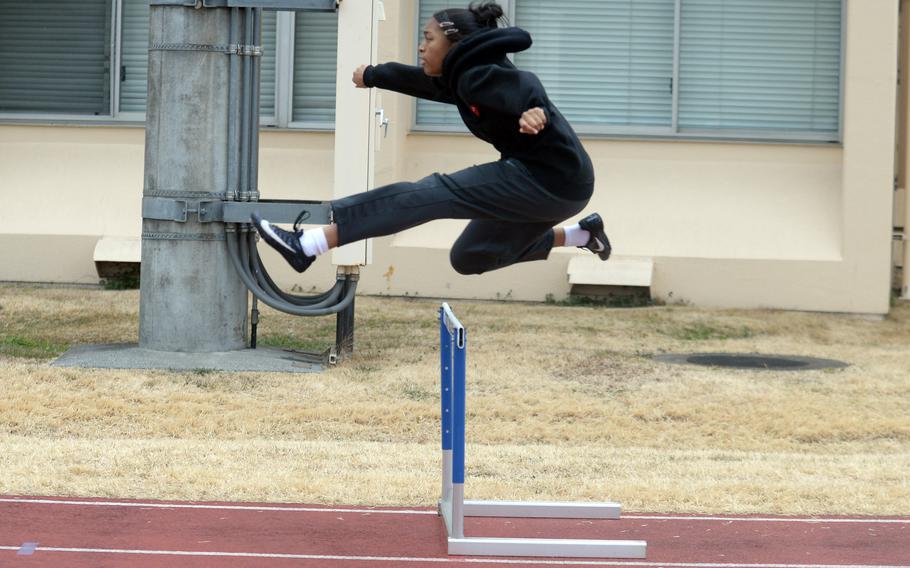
[
  {"x1": 245, "y1": 233, "x2": 349, "y2": 310},
  {"x1": 246, "y1": 232, "x2": 344, "y2": 307},
  {"x1": 227, "y1": 227, "x2": 358, "y2": 316},
  {"x1": 222, "y1": 7, "x2": 356, "y2": 324}
]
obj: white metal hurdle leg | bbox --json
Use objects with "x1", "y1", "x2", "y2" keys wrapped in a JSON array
[{"x1": 438, "y1": 303, "x2": 647, "y2": 559}]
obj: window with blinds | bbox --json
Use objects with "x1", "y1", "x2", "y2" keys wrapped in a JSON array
[
  {"x1": 679, "y1": 0, "x2": 842, "y2": 136},
  {"x1": 516, "y1": 0, "x2": 674, "y2": 129},
  {"x1": 414, "y1": 0, "x2": 842, "y2": 142},
  {"x1": 1, "y1": 2, "x2": 335, "y2": 128},
  {"x1": 0, "y1": 0, "x2": 112, "y2": 115},
  {"x1": 260, "y1": 10, "x2": 278, "y2": 120},
  {"x1": 120, "y1": 0, "x2": 149, "y2": 114},
  {"x1": 292, "y1": 11, "x2": 338, "y2": 125}
]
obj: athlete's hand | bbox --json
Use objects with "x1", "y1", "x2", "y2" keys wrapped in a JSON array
[
  {"x1": 352, "y1": 64, "x2": 369, "y2": 88},
  {"x1": 519, "y1": 107, "x2": 547, "y2": 135}
]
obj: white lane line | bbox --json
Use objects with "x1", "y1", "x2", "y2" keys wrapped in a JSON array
[
  {"x1": 623, "y1": 515, "x2": 910, "y2": 525},
  {"x1": 1, "y1": 499, "x2": 907, "y2": 524},
  {"x1": 0, "y1": 498, "x2": 435, "y2": 515},
  {"x1": 0, "y1": 547, "x2": 907, "y2": 568}
]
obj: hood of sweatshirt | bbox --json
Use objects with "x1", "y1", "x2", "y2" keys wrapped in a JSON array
[{"x1": 441, "y1": 27, "x2": 532, "y2": 88}]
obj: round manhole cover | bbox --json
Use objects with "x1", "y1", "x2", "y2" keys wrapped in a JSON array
[{"x1": 654, "y1": 353, "x2": 847, "y2": 371}]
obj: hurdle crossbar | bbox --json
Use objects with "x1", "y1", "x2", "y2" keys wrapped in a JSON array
[{"x1": 437, "y1": 303, "x2": 647, "y2": 559}]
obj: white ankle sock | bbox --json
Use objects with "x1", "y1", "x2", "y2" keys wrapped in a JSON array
[
  {"x1": 298, "y1": 227, "x2": 330, "y2": 257},
  {"x1": 562, "y1": 223, "x2": 590, "y2": 247}
]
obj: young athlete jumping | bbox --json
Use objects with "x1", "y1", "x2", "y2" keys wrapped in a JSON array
[{"x1": 252, "y1": 1, "x2": 611, "y2": 275}]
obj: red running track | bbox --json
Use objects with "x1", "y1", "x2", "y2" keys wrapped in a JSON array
[{"x1": 0, "y1": 496, "x2": 907, "y2": 567}]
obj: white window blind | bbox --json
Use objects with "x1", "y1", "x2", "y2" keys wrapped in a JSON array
[
  {"x1": 415, "y1": 0, "x2": 462, "y2": 127},
  {"x1": 260, "y1": 10, "x2": 277, "y2": 119},
  {"x1": 0, "y1": 0, "x2": 112, "y2": 115},
  {"x1": 292, "y1": 11, "x2": 338, "y2": 124},
  {"x1": 120, "y1": 0, "x2": 149, "y2": 113},
  {"x1": 515, "y1": 0, "x2": 674, "y2": 128},
  {"x1": 679, "y1": 0, "x2": 842, "y2": 136}
]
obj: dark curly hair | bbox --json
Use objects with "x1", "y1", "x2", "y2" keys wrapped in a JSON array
[{"x1": 433, "y1": 2, "x2": 506, "y2": 42}]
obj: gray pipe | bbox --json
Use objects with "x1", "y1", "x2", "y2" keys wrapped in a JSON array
[
  {"x1": 239, "y1": 8, "x2": 252, "y2": 200},
  {"x1": 227, "y1": 7, "x2": 240, "y2": 201},
  {"x1": 222, "y1": 8, "x2": 353, "y2": 319},
  {"x1": 250, "y1": 8, "x2": 262, "y2": 201}
]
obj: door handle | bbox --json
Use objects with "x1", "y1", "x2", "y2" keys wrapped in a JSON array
[{"x1": 375, "y1": 108, "x2": 390, "y2": 138}]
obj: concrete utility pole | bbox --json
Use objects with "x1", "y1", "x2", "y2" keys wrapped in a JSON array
[
  {"x1": 55, "y1": 0, "x2": 363, "y2": 372},
  {"x1": 139, "y1": 6, "x2": 248, "y2": 352}
]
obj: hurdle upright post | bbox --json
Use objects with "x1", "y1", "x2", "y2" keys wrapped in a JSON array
[{"x1": 439, "y1": 308, "x2": 453, "y2": 508}]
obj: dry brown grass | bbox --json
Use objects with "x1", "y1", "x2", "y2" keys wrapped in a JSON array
[{"x1": 1, "y1": 283, "x2": 908, "y2": 514}]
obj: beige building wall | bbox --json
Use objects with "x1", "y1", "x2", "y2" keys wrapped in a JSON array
[{"x1": 0, "y1": 0, "x2": 899, "y2": 314}]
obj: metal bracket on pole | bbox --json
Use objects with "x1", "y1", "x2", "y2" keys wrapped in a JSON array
[
  {"x1": 142, "y1": 196, "x2": 332, "y2": 225},
  {"x1": 150, "y1": 0, "x2": 338, "y2": 11},
  {"x1": 142, "y1": 197, "x2": 191, "y2": 223},
  {"x1": 149, "y1": 43, "x2": 263, "y2": 56}
]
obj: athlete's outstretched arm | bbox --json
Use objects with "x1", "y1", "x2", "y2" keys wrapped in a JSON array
[{"x1": 354, "y1": 63, "x2": 455, "y2": 104}]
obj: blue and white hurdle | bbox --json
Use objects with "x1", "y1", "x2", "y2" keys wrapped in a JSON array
[{"x1": 437, "y1": 303, "x2": 648, "y2": 558}]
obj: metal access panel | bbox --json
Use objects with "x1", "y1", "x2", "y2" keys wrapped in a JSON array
[
  {"x1": 150, "y1": 0, "x2": 337, "y2": 10},
  {"x1": 332, "y1": 0, "x2": 380, "y2": 267}
]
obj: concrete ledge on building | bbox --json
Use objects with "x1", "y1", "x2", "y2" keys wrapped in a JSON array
[
  {"x1": 567, "y1": 255, "x2": 654, "y2": 288},
  {"x1": 94, "y1": 236, "x2": 141, "y2": 264},
  {"x1": 94, "y1": 236, "x2": 141, "y2": 281},
  {"x1": 566, "y1": 255, "x2": 654, "y2": 304}
]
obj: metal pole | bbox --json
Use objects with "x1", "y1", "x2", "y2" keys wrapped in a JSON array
[
  {"x1": 452, "y1": 324, "x2": 467, "y2": 539},
  {"x1": 440, "y1": 307, "x2": 453, "y2": 504},
  {"x1": 250, "y1": 7, "x2": 262, "y2": 202},
  {"x1": 239, "y1": 8, "x2": 253, "y2": 201},
  {"x1": 139, "y1": 4, "x2": 248, "y2": 352},
  {"x1": 335, "y1": 269, "x2": 357, "y2": 359}
]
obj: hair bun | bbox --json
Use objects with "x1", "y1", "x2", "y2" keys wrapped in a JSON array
[{"x1": 469, "y1": 1, "x2": 504, "y2": 28}]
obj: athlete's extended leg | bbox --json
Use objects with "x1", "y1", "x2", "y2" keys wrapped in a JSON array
[
  {"x1": 449, "y1": 220, "x2": 555, "y2": 275},
  {"x1": 252, "y1": 158, "x2": 596, "y2": 273},
  {"x1": 251, "y1": 175, "x2": 466, "y2": 272},
  {"x1": 453, "y1": 212, "x2": 613, "y2": 275}
]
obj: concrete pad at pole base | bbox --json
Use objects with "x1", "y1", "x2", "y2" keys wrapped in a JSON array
[{"x1": 53, "y1": 344, "x2": 323, "y2": 373}]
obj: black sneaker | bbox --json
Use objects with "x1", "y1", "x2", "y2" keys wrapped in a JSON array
[
  {"x1": 250, "y1": 212, "x2": 316, "y2": 273},
  {"x1": 578, "y1": 213, "x2": 612, "y2": 261}
]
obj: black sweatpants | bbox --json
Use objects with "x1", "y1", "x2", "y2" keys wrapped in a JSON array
[{"x1": 331, "y1": 158, "x2": 592, "y2": 275}]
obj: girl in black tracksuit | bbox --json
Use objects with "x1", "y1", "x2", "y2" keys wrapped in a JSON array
[{"x1": 252, "y1": 2, "x2": 611, "y2": 275}]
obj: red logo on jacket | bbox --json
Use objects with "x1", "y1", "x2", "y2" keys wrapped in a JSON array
[{"x1": 469, "y1": 104, "x2": 481, "y2": 117}]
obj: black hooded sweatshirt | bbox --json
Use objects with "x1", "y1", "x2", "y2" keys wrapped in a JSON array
[{"x1": 363, "y1": 27, "x2": 594, "y2": 201}]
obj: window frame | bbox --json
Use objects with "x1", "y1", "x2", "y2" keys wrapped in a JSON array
[
  {"x1": 0, "y1": 1, "x2": 335, "y2": 131},
  {"x1": 411, "y1": 0, "x2": 846, "y2": 145}
]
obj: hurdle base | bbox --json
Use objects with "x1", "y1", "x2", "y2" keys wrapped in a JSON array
[
  {"x1": 462, "y1": 499, "x2": 622, "y2": 519},
  {"x1": 447, "y1": 536, "x2": 647, "y2": 559},
  {"x1": 439, "y1": 497, "x2": 646, "y2": 559}
]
